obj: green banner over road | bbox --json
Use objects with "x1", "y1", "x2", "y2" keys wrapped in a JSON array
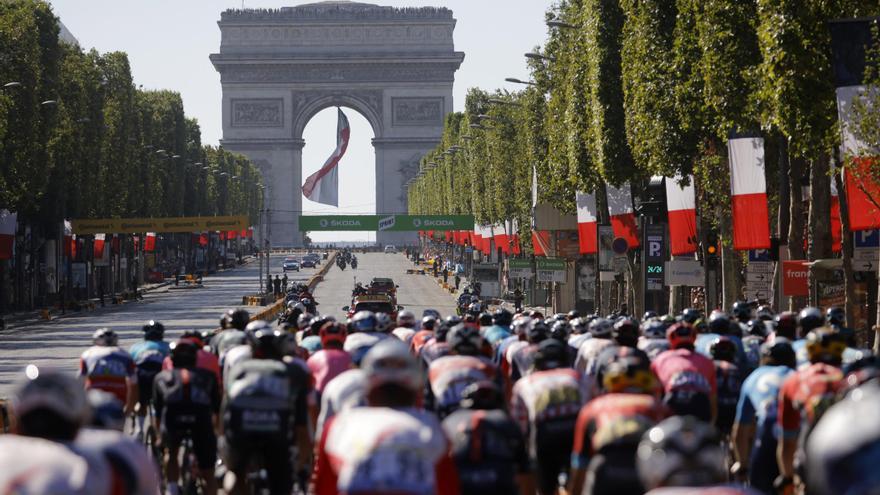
[{"x1": 298, "y1": 215, "x2": 474, "y2": 232}]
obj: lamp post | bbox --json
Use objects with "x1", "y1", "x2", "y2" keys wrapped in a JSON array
[
  {"x1": 504, "y1": 77, "x2": 537, "y2": 86},
  {"x1": 525, "y1": 51, "x2": 556, "y2": 62},
  {"x1": 546, "y1": 19, "x2": 579, "y2": 29}
]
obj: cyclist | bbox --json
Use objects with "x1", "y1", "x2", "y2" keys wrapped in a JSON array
[
  {"x1": 153, "y1": 338, "x2": 220, "y2": 495},
  {"x1": 651, "y1": 322, "x2": 717, "y2": 422},
  {"x1": 569, "y1": 355, "x2": 669, "y2": 495},
  {"x1": 220, "y1": 308, "x2": 250, "y2": 332},
  {"x1": 510, "y1": 320, "x2": 551, "y2": 382},
  {"x1": 344, "y1": 311, "x2": 387, "y2": 365},
  {"x1": 222, "y1": 326, "x2": 311, "y2": 495},
  {"x1": 825, "y1": 306, "x2": 855, "y2": 346},
  {"x1": 710, "y1": 336, "x2": 744, "y2": 436},
  {"x1": 408, "y1": 315, "x2": 437, "y2": 353},
  {"x1": 442, "y1": 381, "x2": 534, "y2": 495},
  {"x1": 375, "y1": 312, "x2": 393, "y2": 334},
  {"x1": 483, "y1": 308, "x2": 513, "y2": 349},
  {"x1": 638, "y1": 318, "x2": 670, "y2": 359},
  {"x1": 589, "y1": 318, "x2": 649, "y2": 395},
  {"x1": 80, "y1": 328, "x2": 138, "y2": 415},
  {"x1": 129, "y1": 320, "x2": 170, "y2": 440},
  {"x1": 776, "y1": 327, "x2": 846, "y2": 494},
  {"x1": 419, "y1": 316, "x2": 456, "y2": 370},
  {"x1": 315, "y1": 367, "x2": 367, "y2": 439},
  {"x1": 425, "y1": 325, "x2": 497, "y2": 418},
  {"x1": 163, "y1": 330, "x2": 221, "y2": 387},
  {"x1": 574, "y1": 317, "x2": 615, "y2": 377},
  {"x1": 732, "y1": 338, "x2": 796, "y2": 493},
  {"x1": 511, "y1": 339, "x2": 589, "y2": 495},
  {"x1": 314, "y1": 339, "x2": 460, "y2": 494},
  {"x1": 397, "y1": 309, "x2": 417, "y2": 329},
  {"x1": 307, "y1": 321, "x2": 352, "y2": 398},
  {"x1": 567, "y1": 317, "x2": 591, "y2": 351}
]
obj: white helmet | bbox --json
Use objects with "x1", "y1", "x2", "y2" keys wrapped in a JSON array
[{"x1": 396, "y1": 310, "x2": 416, "y2": 329}]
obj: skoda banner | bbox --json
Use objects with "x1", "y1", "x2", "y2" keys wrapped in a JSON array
[{"x1": 298, "y1": 215, "x2": 474, "y2": 231}]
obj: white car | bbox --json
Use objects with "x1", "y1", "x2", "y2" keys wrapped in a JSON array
[
  {"x1": 282, "y1": 259, "x2": 300, "y2": 272},
  {"x1": 384, "y1": 245, "x2": 396, "y2": 254}
]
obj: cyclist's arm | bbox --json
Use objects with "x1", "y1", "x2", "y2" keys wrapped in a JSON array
[
  {"x1": 732, "y1": 388, "x2": 756, "y2": 466},
  {"x1": 434, "y1": 449, "x2": 460, "y2": 495},
  {"x1": 125, "y1": 360, "x2": 138, "y2": 415},
  {"x1": 568, "y1": 406, "x2": 593, "y2": 495},
  {"x1": 776, "y1": 381, "x2": 799, "y2": 479}
]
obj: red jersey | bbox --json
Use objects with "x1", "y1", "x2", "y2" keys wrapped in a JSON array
[
  {"x1": 571, "y1": 393, "x2": 670, "y2": 469},
  {"x1": 777, "y1": 362, "x2": 843, "y2": 437},
  {"x1": 162, "y1": 349, "x2": 221, "y2": 387},
  {"x1": 651, "y1": 348, "x2": 717, "y2": 396},
  {"x1": 307, "y1": 349, "x2": 353, "y2": 393}
]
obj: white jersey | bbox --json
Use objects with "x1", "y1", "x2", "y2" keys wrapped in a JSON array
[
  {"x1": 316, "y1": 368, "x2": 367, "y2": 439},
  {"x1": 392, "y1": 327, "x2": 416, "y2": 344},
  {"x1": 343, "y1": 332, "x2": 384, "y2": 355},
  {"x1": 574, "y1": 337, "x2": 615, "y2": 376},
  {"x1": 0, "y1": 434, "x2": 111, "y2": 495},
  {"x1": 74, "y1": 428, "x2": 160, "y2": 495},
  {"x1": 505, "y1": 341, "x2": 529, "y2": 366},
  {"x1": 222, "y1": 344, "x2": 251, "y2": 384}
]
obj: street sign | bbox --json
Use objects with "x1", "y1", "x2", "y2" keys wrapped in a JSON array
[
  {"x1": 643, "y1": 223, "x2": 666, "y2": 311},
  {"x1": 298, "y1": 215, "x2": 474, "y2": 231},
  {"x1": 612, "y1": 237, "x2": 629, "y2": 255},
  {"x1": 854, "y1": 259, "x2": 878, "y2": 272},
  {"x1": 665, "y1": 260, "x2": 704, "y2": 286},
  {"x1": 854, "y1": 229, "x2": 879, "y2": 248},
  {"x1": 748, "y1": 261, "x2": 775, "y2": 273},
  {"x1": 536, "y1": 257, "x2": 566, "y2": 283},
  {"x1": 746, "y1": 272, "x2": 772, "y2": 283},
  {"x1": 782, "y1": 261, "x2": 809, "y2": 296},
  {"x1": 749, "y1": 249, "x2": 771, "y2": 262},
  {"x1": 854, "y1": 230, "x2": 879, "y2": 265},
  {"x1": 509, "y1": 258, "x2": 534, "y2": 279}
]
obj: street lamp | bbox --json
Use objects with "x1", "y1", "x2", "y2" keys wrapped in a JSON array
[
  {"x1": 469, "y1": 123, "x2": 485, "y2": 130},
  {"x1": 547, "y1": 19, "x2": 579, "y2": 29},
  {"x1": 525, "y1": 51, "x2": 556, "y2": 62},
  {"x1": 505, "y1": 77, "x2": 536, "y2": 86},
  {"x1": 40, "y1": 100, "x2": 57, "y2": 106},
  {"x1": 155, "y1": 149, "x2": 166, "y2": 155},
  {"x1": 171, "y1": 154, "x2": 181, "y2": 159},
  {"x1": 461, "y1": 135, "x2": 474, "y2": 142},
  {"x1": 3, "y1": 82, "x2": 21, "y2": 89}
]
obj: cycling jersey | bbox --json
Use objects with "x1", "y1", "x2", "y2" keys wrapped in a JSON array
[
  {"x1": 75, "y1": 427, "x2": 161, "y2": 495},
  {"x1": 79, "y1": 346, "x2": 137, "y2": 404},
  {"x1": 314, "y1": 406, "x2": 460, "y2": 495},
  {"x1": 574, "y1": 337, "x2": 615, "y2": 376},
  {"x1": 0, "y1": 434, "x2": 109, "y2": 494},
  {"x1": 714, "y1": 360, "x2": 744, "y2": 435},
  {"x1": 153, "y1": 366, "x2": 221, "y2": 470},
  {"x1": 393, "y1": 327, "x2": 416, "y2": 345},
  {"x1": 637, "y1": 337, "x2": 670, "y2": 360},
  {"x1": 410, "y1": 330, "x2": 434, "y2": 355},
  {"x1": 442, "y1": 408, "x2": 530, "y2": 495},
  {"x1": 482, "y1": 325, "x2": 511, "y2": 348},
  {"x1": 129, "y1": 340, "x2": 170, "y2": 405},
  {"x1": 651, "y1": 348, "x2": 716, "y2": 421},
  {"x1": 316, "y1": 368, "x2": 367, "y2": 439},
  {"x1": 300, "y1": 335, "x2": 323, "y2": 356},
  {"x1": 344, "y1": 332, "x2": 385, "y2": 365},
  {"x1": 777, "y1": 362, "x2": 844, "y2": 439},
  {"x1": 213, "y1": 329, "x2": 246, "y2": 359},
  {"x1": 162, "y1": 348, "x2": 221, "y2": 387},
  {"x1": 695, "y1": 333, "x2": 746, "y2": 367},
  {"x1": 222, "y1": 344, "x2": 251, "y2": 384},
  {"x1": 419, "y1": 339, "x2": 451, "y2": 370},
  {"x1": 426, "y1": 355, "x2": 496, "y2": 417},
  {"x1": 307, "y1": 349, "x2": 353, "y2": 394},
  {"x1": 740, "y1": 335, "x2": 764, "y2": 371},
  {"x1": 509, "y1": 343, "x2": 539, "y2": 382}
]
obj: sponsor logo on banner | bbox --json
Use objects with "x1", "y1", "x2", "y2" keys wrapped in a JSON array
[
  {"x1": 781, "y1": 261, "x2": 809, "y2": 297},
  {"x1": 378, "y1": 216, "x2": 395, "y2": 231}
]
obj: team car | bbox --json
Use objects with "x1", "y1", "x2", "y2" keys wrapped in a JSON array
[{"x1": 343, "y1": 294, "x2": 401, "y2": 321}]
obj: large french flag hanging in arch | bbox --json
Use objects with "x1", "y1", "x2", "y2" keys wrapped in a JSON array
[
  {"x1": 302, "y1": 108, "x2": 350, "y2": 207},
  {"x1": 575, "y1": 191, "x2": 598, "y2": 254},
  {"x1": 728, "y1": 137, "x2": 771, "y2": 250},
  {"x1": 665, "y1": 176, "x2": 697, "y2": 255},
  {"x1": 607, "y1": 184, "x2": 640, "y2": 248}
]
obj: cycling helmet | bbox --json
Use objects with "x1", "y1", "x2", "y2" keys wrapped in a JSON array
[
  {"x1": 666, "y1": 323, "x2": 697, "y2": 349},
  {"x1": 215, "y1": 329, "x2": 247, "y2": 357},
  {"x1": 460, "y1": 380, "x2": 504, "y2": 410},
  {"x1": 420, "y1": 316, "x2": 438, "y2": 331},
  {"x1": 278, "y1": 332, "x2": 300, "y2": 357},
  {"x1": 643, "y1": 310, "x2": 658, "y2": 321},
  {"x1": 533, "y1": 339, "x2": 568, "y2": 371},
  {"x1": 681, "y1": 308, "x2": 701, "y2": 324},
  {"x1": 374, "y1": 312, "x2": 393, "y2": 333},
  {"x1": 637, "y1": 416, "x2": 725, "y2": 489},
  {"x1": 761, "y1": 338, "x2": 796, "y2": 369},
  {"x1": 550, "y1": 321, "x2": 570, "y2": 342},
  {"x1": 512, "y1": 316, "x2": 532, "y2": 337},
  {"x1": 602, "y1": 356, "x2": 656, "y2": 394},
  {"x1": 570, "y1": 317, "x2": 588, "y2": 335},
  {"x1": 528, "y1": 310, "x2": 544, "y2": 319},
  {"x1": 87, "y1": 389, "x2": 125, "y2": 431},
  {"x1": 478, "y1": 312, "x2": 493, "y2": 327},
  {"x1": 642, "y1": 319, "x2": 668, "y2": 339},
  {"x1": 92, "y1": 328, "x2": 118, "y2": 347},
  {"x1": 732, "y1": 300, "x2": 753, "y2": 322},
  {"x1": 170, "y1": 338, "x2": 199, "y2": 367},
  {"x1": 422, "y1": 309, "x2": 441, "y2": 320},
  {"x1": 708, "y1": 311, "x2": 731, "y2": 334},
  {"x1": 806, "y1": 380, "x2": 880, "y2": 495},
  {"x1": 12, "y1": 367, "x2": 89, "y2": 439},
  {"x1": 297, "y1": 313, "x2": 313, "y2": 331},
  {"x1": 319, "y1": 322, "x2": 347, "y2": 348},
  {"x1": 613, "y1": 318, "x2": 640, "y2": 347},
  {"x1": 467, "y1": 302, "x2": 483, "y2": 316},
  {"x1": 448, "y1": 324, "x2": 483, "y2": 356},
  {"x1": 567, "y1": 310, "x2": 581, "y2": 321},
  {"x1": 826, "y1": 306, "x2": 846, "y2": 327},
  {"x1": 142, "y1": 320, "x2": 165, "y2": 341},
  {"x1": 361, "y1": 339, "x2": 422, "y2": 394},
  {"x1": 799, "y1": 307, "x2": 824, "y2": 335},
  {"x1": 527, "y1": 321, "x2": 551, "y2": 344},
  {"x1": 225, "y1": 309, "x2": 250, "y2": 330},
  {"x1": 805, "y1": 327, "x2": 846, "y2": 365},
  {"x1": 756, "y1": 305, "x2": 774, "y2": 321},
  {"x1": 775, "y1": 311, "x2": 798, "y2": 339},
  {"x1": 350, "y1": 311, "x2": 378, "y2": 333},
  {"x1": 709, "y1": 336, "x2": 737, "y2": 363},
  {"x1": 300, "y1": 297, "x2": 312, "y2": 307},
  {"x1": 397, "y1": 310, "x2": 416, "y2": 329},
  {"x1": 246, "y1": 321, "x2": 282, "y2": 360},
  {"x1": 589, "y1": 318, "x2": 613, "y2": 338},
  {"x1": 746, "y1": 319, "x2": 768, "y2": 337}
]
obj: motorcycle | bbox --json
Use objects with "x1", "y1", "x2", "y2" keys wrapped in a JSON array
[
  {"x1": 351, "y1": 257, "x2": 358, "y2": 270},
  {"x1": 337, "y1": 257, "x2": 347, "y2": 271}
]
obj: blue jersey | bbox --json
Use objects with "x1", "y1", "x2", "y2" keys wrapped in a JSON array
[
  {"x1": 482, "y1": 325, "x2": 511, "y2": 348},
  {"x1": 695, "y1": 333, "x2": 747, "y2": 367},
  {"x1": 129, "y1": 340, "x2": 170, "y2": 366},
  {"x1": 735, "y1": 365, "x2": 793, "y2": 431}
]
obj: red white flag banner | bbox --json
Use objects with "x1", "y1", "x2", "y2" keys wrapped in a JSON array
[
  {"x1": 532, "y1": 230, "x2": 551, "y2": 256},
  {"x1": 302, "y1": 108, "x2": 350, "y2": 206},
  {"x1": 94, "y1": 233, "x2": 106, "y2": 259},
  {"x1": 664, "y1": 176, "x2": 698, "y2": 255},
  {"x1": 606, "y1": 184, "x2": 640, "y2": 248},
  {"x1": 494, "y1": 223, "x2": 509, "y2": 254},
  {"x1": 0, "y1": 210, "x2": 16, "y2": 260},
  {"x1": 145, "y1": 232, "x2": 157, "y2": 252},
  {"x1": 575, "y1": 191, "x2": 598, "y2": 255},
  {"x1": 481, "y1": 225, "x2": 493, "y2": 255},
  {"x1": 728, "y1": 137, "x2": 771, "y2": 250},
  {"x1": 831, "y1": 178, "x2": 842, "y2": 253}
]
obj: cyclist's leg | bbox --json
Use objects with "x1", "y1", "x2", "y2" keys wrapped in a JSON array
[
  {"x1": 264, "y1": 440, "x2": 294, "y2": 494},
  {"x1": 193, "y1": 424, "x2": 218, "y2": 495},
  {"x1": 220, "y1": 437, "x2": 250, "y2": 495},
  {"x1": 163, "y1": 432, "x2": 182, "y2": 494}
]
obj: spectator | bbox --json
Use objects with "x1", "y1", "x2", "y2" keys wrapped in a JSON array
[{"x1": 273, "y1": 275, "x2": 281, "y2": 298}]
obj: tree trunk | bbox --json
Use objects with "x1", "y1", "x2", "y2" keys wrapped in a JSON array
[
  {"x1": 834, "y1": 165, "x2": 862, "y2": 347},
  {"x1": 788, "y1": 156, "x2": 807, "y2": 310},
  {"x1": 808, "y1": 154, "x2": 832, "y2": 307},
  {"x1": 720, "y1": 211, "x2": 742, "y2": 310},
  {"x1": 774, "y1": 136, "x2": 791, "y2": 311}
]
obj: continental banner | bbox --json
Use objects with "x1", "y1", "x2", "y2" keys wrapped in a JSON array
[
  {"x1": 298, "y1": 215, "x2": 474, "y2": 232},
  {"x1": 71, "y1": 216, "x2": 249, "y2": 235}
]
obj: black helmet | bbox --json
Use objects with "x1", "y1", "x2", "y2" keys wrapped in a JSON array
[
  {"x1": 550, "y1": 321, "x2": 570, "y2": 342},
  {"x1": 613, "y1": 318, "x2": 640, "y2": 347},
  {"x1": 761, "y1": 338, "x2": 796, "y2": 368},
  {"x1": 492, "y1": 308, "x2": 513, "y2": 327},
  {"x1": 826, "y1": 306, "x2": 846, "y2": 327},
  {"x1": 350, "y1": 311, "x2": 377, "y2": 333},
  {"x1": 708, "y1": 311, "x2": 731, "y2": 334},
  {"x1": 637, "y1": 416, "x2": 725, "y2": 489},
  {"x1": 459, "y1": 380, "x2": 503, "y2": 410},
  {"x1": 709, "y1": 336, "x2": 737, "y2": 363},
  {"x1": 643, "y1": 310, "x2": 658, "y2": 321},
  {"x1": 756, "y1": 305, "x2": 774, "y2": 321},
  {"x1": 142, "y1": 320, "x2": 165, "y2": 341},
  {"x1": 421, "y1": 315, "x2": 438, "y2": 331},
  {"x1": 799, "y1": 307, "x2": 824, "y2": 335},
  {"x1": 732, "y1": 300, "x2": 753, "y2": 322},
  {"x1": 478, "y1": 312, "x2": 493, "y2": 327},
  {"x1": 527, "y1": 321, "x2": 551, "y2": 344},
  {"x1": 246, "y1": 320, "x2": 282, "y2": 360},
  {"x1": 746, "y1": 319, "x2": 768, "y2": 337},
  {"x1": 436, "y1": 317, "x2": 461, "y2": 342},
  {"x1": 533, "y1": 339, "x2": 568, "y2": 371},
  {"x1": 775, "y1": 311, "x2": 798, "y2": 339},
  {"x1": 224, "y1": 309, "x2": 250, "y2": 331},
  {"x1": 448, "y1": 324, "x2": 483, "y2": 356},
  {"x1": 171, "y1": 338, "x2": 199, "y2": 368},
  {"x1": 567, "y1": 310, "x2": 581, "y2": 320},
  {"x1": 681, "y1": 308, "x2": 701, "y2": 324}
]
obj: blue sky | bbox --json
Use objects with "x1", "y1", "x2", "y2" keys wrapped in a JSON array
[{"x1": 50, "y1": 0, "x2": 555, "y2": 240}]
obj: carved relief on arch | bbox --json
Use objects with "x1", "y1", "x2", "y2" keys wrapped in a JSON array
[{"x1": 290, "y1": 89, "x2": 384, "y2": 139}]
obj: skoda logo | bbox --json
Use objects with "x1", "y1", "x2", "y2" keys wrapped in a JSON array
[
  {"x1": 412, "y1": 218, "x2": 422, "y2": 227},
  {"x1": 319, "y1": 219, "x2": 329, "y2": 228}
]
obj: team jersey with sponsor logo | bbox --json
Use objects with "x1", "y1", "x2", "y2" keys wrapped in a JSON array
[
  {"x1": 777, "y1": 362, "x2": 844, "y2": 437},
  {"x1": 427, "y1": 355, "x2": 496, "y2": 414},
  {"x1": 79, "y1": 346, "x2": 137, "y2": 404},
  {"x1": 651, "y1": 348, "x2": 717, "y2": 396},
  {"x1": 510, "y1": 368, "x2": 590, "y2": 433}
]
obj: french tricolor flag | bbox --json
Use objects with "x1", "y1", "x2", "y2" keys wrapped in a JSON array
[
  {"x1": 494, "y1": 223, "x2": 509, "y2": 255},
  {"x1": 728, "y1": 137, "x2": 771, "y2": 250},
  {"x1": 607, "y1": 184, "x2": 640, "y2": 248},
  {"x1": 575, "y1": 191, "x2": 598, "y2": 254},
  {"x1": 481, "y1": 225, "x2": 493, "y2": 255},
  {"x1": 665, "y1": 176, "x2": 698, "y2": 255}
]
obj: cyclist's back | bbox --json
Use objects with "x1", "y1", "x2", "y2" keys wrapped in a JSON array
[
  {"x1": 80, "y1": 329, "x2": 137, "y2": 406},
  {"x1": 0, "y1": 434, "x2": 96, "y2": 494}
]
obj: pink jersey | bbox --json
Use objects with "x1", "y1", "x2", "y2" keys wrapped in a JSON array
[
  {"x1": 651, "y1": 348, "x2": 717, "y2": 396},
  {"x1": 79, "y1": 346, "x2": 137, "y2": 404},
  {"x1": 510, "y1": 368, "x2": 590, "y2": 433},
  {"x1": 308, "y1": 349, "x2": 353, "y2": 393},
  {"x1": 162, "y1": 349, "x2": 221, "y2": 386}
]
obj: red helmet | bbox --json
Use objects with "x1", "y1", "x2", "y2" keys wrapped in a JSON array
[
  {"x1": 666, "y1": 322, "x2": 697, "y2": 349},
  {"x1": 319, "y1": 322, "x2": 347, "y2": 348}
]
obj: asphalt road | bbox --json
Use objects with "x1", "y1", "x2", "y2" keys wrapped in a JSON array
[
  {"x1": 313, "y1": 252, "x2": 458, "y2": 321},
  {"x1": 0, "y1": 254, "x2": 317, "y2": 397}
]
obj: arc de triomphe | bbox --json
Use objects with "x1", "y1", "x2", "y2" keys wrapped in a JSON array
[{"x1": 210, "y1": 2, "x2": 464, "y2": 247}]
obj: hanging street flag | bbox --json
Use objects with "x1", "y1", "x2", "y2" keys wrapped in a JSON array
[
  {"x1": 494, "y1": 222, "x2": 509, "y2": 254},
  {"x1": 302, "y1": 108, "x2": 350, "y2": 207},
  {"x1": 830, "y1": 20, "x2": 880, "y2": 231},
  {"x1": 831, "y1": 178, "x2": 842, "y2": 253},
  {"x1": 728, "y1": 136, "x2": 771, "y2": 250},
  {"x1": 93, "y1": 233, "x2": 106, "y2": 259},
  {"x1": 145, "y1": 232, "x2": 157, "y2": 252},
  {"x1": 665, "y1": 176, "x2": 698, "y2": 255},
  {"x1": 607, "y1": 184, "x2": 640, "y2": 248},
  {"x1": 511, "y1": 219, "x2": 522, "y2": 255},
  {"x1": 481, "y1": 225, "x2": 493, "y2": 255},
  {"x1": 532, "y1": 230, "x2": 551, "y2": 256},
  {"x1": 575, "y1": 191, "x2": 598, "y2": 255},
  {"x1": 0, "y1": 210, "x2": 16, "y2": 260}
]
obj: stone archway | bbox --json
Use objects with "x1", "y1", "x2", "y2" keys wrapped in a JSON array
[{"x1": 211, "y1": 2, "x2": 464, "y2": 247}]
